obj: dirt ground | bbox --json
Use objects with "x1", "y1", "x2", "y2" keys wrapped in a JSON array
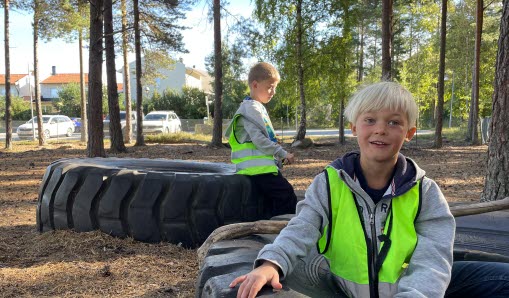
[{"x1": 0, "y1": 136, "x2": 488, "y2": 297}]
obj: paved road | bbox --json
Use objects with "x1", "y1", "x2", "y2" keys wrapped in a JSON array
[
  {"x1": 275, "y1": 128, "x2": 433, "y2": 138},
  {"x1": 0, "y1": 129, "x2": 433, "y2": 142}
]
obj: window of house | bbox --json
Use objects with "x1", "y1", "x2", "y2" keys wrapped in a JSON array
[{"x1": 50, "y1": 88, "x2": 59, "y2": 98}]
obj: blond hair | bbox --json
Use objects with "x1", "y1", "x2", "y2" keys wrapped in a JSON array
[
  {"x1": 248, "y1": 62, "x2": 280, "y2": 84},
  {"x1": 344, "y1": 81, "x2": 418, "y2": 126}
]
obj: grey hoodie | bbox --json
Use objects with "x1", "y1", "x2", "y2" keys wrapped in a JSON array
[
  {"x1": 256, "y1": 152, "x2": 455, "y2": 297},
  {"x1": 224, "y1": 98, "x2": 288, "y2": 161}
]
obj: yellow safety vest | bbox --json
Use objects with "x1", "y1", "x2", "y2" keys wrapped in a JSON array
[
  {"x1": 318, "y1": 166, "x2": 421, "y2": 286},
  {"x1": 228, "y1": 114, "x2": 278, "y2": 175}
]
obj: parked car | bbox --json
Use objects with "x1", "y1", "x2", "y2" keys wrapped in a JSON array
[
  {"x1": 16, "y1": 115, "x2": 75, "y2": 140},
  {"x1": 71, "y1": 117, "x2": 82, "y2": 132},
  {"x1": 103, "y1": 111, "x2": 137, "y2": 137},
  {"x1": 143, "y1": 111, "x2": 182, "y2": 134}
]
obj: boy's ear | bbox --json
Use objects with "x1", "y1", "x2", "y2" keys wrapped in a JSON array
[
  {"x1": 351, "y1": 123, "x2": 357, "y2": 136},
  {"x1": 405, "y1": 127, "x2": 417, "y2": 142}
]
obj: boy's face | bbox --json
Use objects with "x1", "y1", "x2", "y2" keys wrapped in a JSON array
[
  {"x1": 351, "y1": 108, "x2": 416, "y2": 166},
  {"x1": 250, "y1": 79, "x2": 278, "y2": 104}
]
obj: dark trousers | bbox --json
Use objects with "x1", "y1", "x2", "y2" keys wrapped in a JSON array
[
  {"x1": 445, "y1": 261, "x2": 509, "y2": 298},
  {"x1": 247, "y1": 171, "x2": 297, "y2": 218}
]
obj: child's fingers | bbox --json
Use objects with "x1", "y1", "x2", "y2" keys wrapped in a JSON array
[
  {"x1": 246, "y1": 279, "x2": 267, "y2": 298},
  {"x1": 230, "y1": 275, "x2": 247, "y2": 288},
  {"x1": 270, "y1": 275, "x2": 283, "y2": 290}
]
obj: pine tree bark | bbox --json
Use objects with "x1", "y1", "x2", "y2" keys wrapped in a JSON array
[
  {"x1": 295, "y1": 0, "x2": 307, "y2": 141},
  {"x1": 210, "y1": 0, "x2": 224, "y2": 147},
  {"x1": 357, "y1": 19, "x2": 365, "y2": 82},
  {"x1": 87, "y1": 0, "x2": 106, "y2": 157},
  {"x1": 33, "y1": 0, "x2": 44, "y2": 146},
  {"x1": 381, "y1": 0, "x2": 392, "y2": 80},
  {"x1": 434, "y1": 0, "x2": 448, "y2": 148},
  {"x1": 467, "y1": 0, "x2": 483, "y2": 145},
  {"x1": 79, "y1": 29, "x2": 88, "y2": 143},
  {"x1": 4, "y1": 0, "x2": 12, "y2": 150},
  {"x1": 121, "y1": 0, "x2": 132, "y2": 144},
  {"x1": 104, "y1": 0, "x2": 126, "y2": 153},
  {"x1": 339, "y1": 99, "x2": 345, "y2": 144},
  {"x1": 481, "y1": 0, "x2": 509, "y2": 202},
  {"x1": 134, "y1": 0, "x2": 145, "y2": 146}
]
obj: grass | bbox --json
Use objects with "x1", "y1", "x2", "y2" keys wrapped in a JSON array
[
  {"x1": 145, "y1": 132, "x2": 213, "y2": 144},
  {"x1": 415, "y1": 126, "x2": 468, "y2": 142}
]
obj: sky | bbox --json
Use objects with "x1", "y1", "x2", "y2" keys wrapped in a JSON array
[{"x1": 0, "y1": 0, "x2": 253, "y2": 78}]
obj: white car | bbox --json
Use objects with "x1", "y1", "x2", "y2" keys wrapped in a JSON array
[
  {"x1": 143, "y1": 111, "x2": 182, "y2": 134},
  {"x1": 103, "y1": 111, "x2": 137, "y2": 137},
  {"x1": 16, "y1": 115, "x2": 75, "y2": 140}
]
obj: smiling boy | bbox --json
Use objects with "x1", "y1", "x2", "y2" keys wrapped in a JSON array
[
  {"x1": 230, "y1": 82, "x2": 509, "y2": 298},
  {"x1": 224, "y1": 62, "x2": 297, "y2": 218}
]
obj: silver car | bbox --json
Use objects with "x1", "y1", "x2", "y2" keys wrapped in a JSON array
[
  {"x1": 17, "y1": 115, "x2": 75, "y2": 140},
  {"x1": 143, "y1": 111, "x2": 182, "y2": 134}
]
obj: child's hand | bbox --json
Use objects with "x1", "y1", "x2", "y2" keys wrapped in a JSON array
[
  {"x1": 283, "y1": 153, "x2": 295, "y2": 165},
  {"x1": 229, "y1": 261, "x2": 282, "y2": 298}
]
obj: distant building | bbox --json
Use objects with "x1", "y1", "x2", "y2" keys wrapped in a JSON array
[
  {"x1": 121, "y1": 58, "x2": 212, "y2": 102},
  {"x1": 0, "y1": 73, "x2": 34, "y2": 101},
  {"x1": 40, "y1": 66, "x2": 89, "y2": 101}
]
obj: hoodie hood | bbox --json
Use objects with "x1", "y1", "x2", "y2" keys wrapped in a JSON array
[
  {"x1": 329, "y1": 151, "x2": 425, "y2": 199},
  {"x1": 224, "y1": 97, "x2": 269, "y2": 138}
]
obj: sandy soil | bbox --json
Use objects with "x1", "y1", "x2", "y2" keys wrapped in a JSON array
[{"x1": 0, "y1": 137, "x2": 488, "y2": 297}]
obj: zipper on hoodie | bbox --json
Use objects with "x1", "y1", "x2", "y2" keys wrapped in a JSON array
[
  {"x1": 341, "y1": 172, "x2": 379, "y2": 298},
  {"x1": 369, "y1": 211, "x2": 379, "y2": 298},
  {"x1": 354, "y1": 194, "x2": 378, "y2": 298}
]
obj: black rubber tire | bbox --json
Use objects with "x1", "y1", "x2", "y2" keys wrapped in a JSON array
[
  {"x1": 196, "y1": 234, "x2": 309, "y2": 298},
  {"x1": 196, "y1": 211, "x2": 509, "y2": 297},
  {"x1": 36, "y1": 158, "x2": 264, "y2": 248}
]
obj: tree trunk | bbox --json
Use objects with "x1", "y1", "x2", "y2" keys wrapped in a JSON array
[
  {"x1": 357, "y1": 19, "x2": 365, "y2": 82},
  {"x1": 79, "y1": 29, "x2": 88, "y2": 143},
  {"x1": 467, "y1": 0, "x2": 483, "y2": 145},
  {"x1": 339, "y1": 98, "x2": 345, "y2": 144},
  {"x1": 121, "y1": 0, "x2": 132, "y2": 144},
  {"x1": 295, "y1": 0, "x2": 307, "y2": 141},
  {"x1": 4, "y1": 0, "x2": 12, "y2": 150},
  {"x1": 481, "y1": 0, "x2": 509, "y2": 202},
  {"x1": 87, "y1": 0, "x2": 105, "y2": 157},
  {"x1": 104, "y1": 0, "x2": 126, "y2": 153},
  {"x1": 33, "y1": 0, "x2": 44, "y2": 146},
  {"x1": 210, "y1": 0, "x2": 224, "y2": 147},
  {"x1": 134, "y1": 0, "x2": 145, "y2": 146},
  {"x1": 381, "y1": 0, "x2": 392, "y2": 80},
  {"x1": 434, "y1": 0, "x2": 448, "y2": 148}
]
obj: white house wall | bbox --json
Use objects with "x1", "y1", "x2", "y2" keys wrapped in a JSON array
[{"x1": 128, "y1": 60, "x2": 187, "y2": 101}]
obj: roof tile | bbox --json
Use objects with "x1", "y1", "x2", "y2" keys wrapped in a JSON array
[{"x1": 41, "y1": 73, "x2": 89, "y2": 84}]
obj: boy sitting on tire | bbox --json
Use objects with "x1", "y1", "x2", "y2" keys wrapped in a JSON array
[
  {"x1": 225, "y1": 62, "x2": 297, "y2": 218},
  {"x1": 230, "y1": 82, "x2": 509, "y2": 298}
]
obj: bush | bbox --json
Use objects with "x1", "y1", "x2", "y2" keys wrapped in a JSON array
[
  {"x1": 143, "y1": 87, "x2": 207, "y2": 119},
  {"x1": 0, "y1": 96, "x2": 32, "y2": 120}
]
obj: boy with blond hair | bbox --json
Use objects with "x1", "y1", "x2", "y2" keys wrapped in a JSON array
[
  {"x1": 230, "y1": 81, "x2": 509, "y2": 298},
  {"x1": 225, "y1": 62, "x2": 297, "y2": 217}
]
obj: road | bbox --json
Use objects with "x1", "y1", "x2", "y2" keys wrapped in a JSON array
[
  {"x1": 1, "y1": 129, "x2": 433, "y2": 142},
  {"x1": 275, "y1": 128, "x2": 433, "y2": 138}
]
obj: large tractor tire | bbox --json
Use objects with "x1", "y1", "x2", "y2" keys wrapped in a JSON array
[
  {"x1": 196, "y1": 211, "x2": 509, "y2": 297},
  {"x1": 36, "y1": 158, "x2": 265, "y2": 248}
]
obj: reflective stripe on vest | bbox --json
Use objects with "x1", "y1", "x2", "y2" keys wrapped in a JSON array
[
  {"x1": 318, "y1": 166, "x2": 420, "y2": 285},
  {"x1": 229, "y1": 114, "x2": 278, "y2": 175}
]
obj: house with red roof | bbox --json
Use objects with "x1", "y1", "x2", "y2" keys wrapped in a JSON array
[
  {"x1": 40, "y1": 66, "x2": 124, "y2": 101},
  {"x1": 0, "y1": 73, "x2": 34, "y2": 101},
  {"x1": 40, "y1": 67, "x2": 89, "y2": 101}
]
